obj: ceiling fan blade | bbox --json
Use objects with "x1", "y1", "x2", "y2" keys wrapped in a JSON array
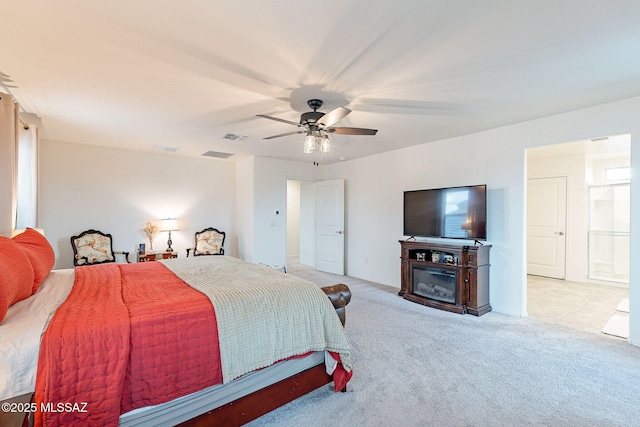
[
  {"x1": 256, "y1": 114, "x2": 302, "y2": 127},
  {"x1": 317, "y1": 106, "x2": 351, "y2": 127},
  {"x1": 263, "y1": 130, "x2": 307, "y2": 140},
  {"x1": 327, "y1": 127, "x2": 378, "y2": 136},
  {"x1": 355, "y1": 98, "x2": 461, "y2": 115}
]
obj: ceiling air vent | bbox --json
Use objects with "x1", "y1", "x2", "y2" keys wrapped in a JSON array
[
  {"x1": 202, "y1": 151, "x2": 234, "y2": 159},
  {"x1": 153, "y1": 144, "x2": 180, "y2": 152},
  {"x1": 223, "y1": 133, "x2": 249, "y2": 141},
  {"x1": 590, "y1": 137, "x2": 610, "y2": 143}
]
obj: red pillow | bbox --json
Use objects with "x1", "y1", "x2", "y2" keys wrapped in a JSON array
[
  {"x1": 13, "y1": 228, "x2": 55, "y2": 293},
  {"x1": 0, "y1": 236, "x2": 35, "y2": 323}
]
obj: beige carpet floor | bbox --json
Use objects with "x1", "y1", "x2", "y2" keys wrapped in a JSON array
[{"x1": 246, "y1": 264, "x2": 640, "y2": 427}]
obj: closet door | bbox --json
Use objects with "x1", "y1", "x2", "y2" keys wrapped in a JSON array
[
  {"x1": 527, "y1": 176, "x2": 567, "y2": 279},
  {"x1": 315, "y1": 179, "x2": 344, "y2": 275}
]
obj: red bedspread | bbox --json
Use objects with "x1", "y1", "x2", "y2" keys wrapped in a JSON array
[
  {"x1": 34, "y1": 261, "x2": 350, "y2": 426},
  {"x1": 35, "y1": 263, "x2": 221, "y2": 426}
]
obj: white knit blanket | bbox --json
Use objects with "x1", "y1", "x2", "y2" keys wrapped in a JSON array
[{"x1": 160, "y1": 256, "x2": 352, "y2": 383}]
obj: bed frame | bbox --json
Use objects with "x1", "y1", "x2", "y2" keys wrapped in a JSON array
[
  {"x1": 178, "y1": 363, "x2": 335, "y2": 427},
  {"x1": 0, "y1": 284, "x2": 352, "y2": 427}
]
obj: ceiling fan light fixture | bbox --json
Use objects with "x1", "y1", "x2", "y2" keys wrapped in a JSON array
[
  {"x1": 320, "y1": 135, "x2": 331, "y2": 153},
  {"x1": 304, "y1": 133, "x2": 315, "y2": 153},
  {"x1": 258, "y1": 99, "x2": 377, "y2": 158}
]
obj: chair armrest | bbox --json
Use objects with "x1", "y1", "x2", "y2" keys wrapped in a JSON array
[{"x1": 114, "y1": 251, "x2": 130, "y2": 263}]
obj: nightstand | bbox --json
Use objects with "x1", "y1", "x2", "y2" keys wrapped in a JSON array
[{"x1": 137, "y1": 251, "x2": 178, "y2": 262}]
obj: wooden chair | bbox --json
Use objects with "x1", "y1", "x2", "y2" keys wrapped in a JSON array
[
  {"x1": 70, "y1": 229, "x2": 130, "y2": 266},
  {"x1": 186, "y1": 227, "x2": 226, "y2": 257}
]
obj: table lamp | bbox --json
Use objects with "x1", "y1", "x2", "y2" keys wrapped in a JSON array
[{"x1": 161, "y1": 218, "x2": 178, "y2": 252}]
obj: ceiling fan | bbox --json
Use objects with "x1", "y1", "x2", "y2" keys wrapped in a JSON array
[{"x1": 256, "y1": 99, "x2": 378, "y2": 141}]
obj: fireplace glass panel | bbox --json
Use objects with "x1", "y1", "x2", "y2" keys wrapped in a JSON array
[{"x1": 413, "y1": 266, "x2": 456, "y2": 304}]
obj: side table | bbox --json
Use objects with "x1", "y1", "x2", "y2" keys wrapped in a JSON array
[{"x1": 137, "y1": 251, "x2": 178, "y2": 262}]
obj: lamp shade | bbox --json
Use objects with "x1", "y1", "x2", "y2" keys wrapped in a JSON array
[{"x1": 161, "y1": 218, "x2": 178, "y2": 232}]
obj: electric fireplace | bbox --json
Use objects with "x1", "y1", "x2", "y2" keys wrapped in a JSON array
[
  {"x1": 412, "y1": 266, "x2": 457, "y2": 304},
  {"x1": 399, "y1": 240, "x2": 492, "y2": 316}
]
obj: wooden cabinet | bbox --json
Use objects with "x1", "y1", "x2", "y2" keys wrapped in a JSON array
[
  {"x1": 137, "y1": 251, "x2": 178, "y2": 262},
  {"x1": 399, "y1": 240, "x2": 491, "y2": 316}
]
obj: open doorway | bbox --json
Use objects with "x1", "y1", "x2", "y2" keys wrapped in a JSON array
[
  {"x1": 286, "y1": 180, "x2": 316, "y2": 268},
  {"x1": 526, "y1": 135, "x2": 631, "y2": 338},
  {"x1": 286, "y1": 178, "x2": 346, "y2": 275}
]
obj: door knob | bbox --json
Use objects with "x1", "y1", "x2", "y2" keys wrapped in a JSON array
[
  {"x1": 336, "y1": 230, "x2": 343, "y2": 234},
  {"x1": 554, "y1": 231, "x2": 564, "y2": 235}
]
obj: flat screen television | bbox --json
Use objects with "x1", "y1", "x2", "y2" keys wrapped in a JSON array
[{"x1": 403, "y1": 184, "x2": 487, "y2": 240}]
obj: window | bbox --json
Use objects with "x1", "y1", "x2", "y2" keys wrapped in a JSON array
[
  {"x1": 605, "y1": 166, "x2": 630, "y2": 183},
  {"x1": 443, "y1": 189, "x2": 469, "y2": 238},
  {"x1": 15, "y1": 125, "x2": 38, "y2": 228}
]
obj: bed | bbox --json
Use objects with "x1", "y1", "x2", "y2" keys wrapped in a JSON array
[{"x1": 0, "y1": 229, "x2": 352, "y2": 426}]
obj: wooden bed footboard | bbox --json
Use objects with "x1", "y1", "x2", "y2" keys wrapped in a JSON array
[{"x1": 178, "y1": 363, "x2": 332, "y2": 427}]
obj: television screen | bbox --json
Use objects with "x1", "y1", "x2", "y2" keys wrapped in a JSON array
[{"x1": 403, "y1": 185, "x2": 487, "y2": 240}]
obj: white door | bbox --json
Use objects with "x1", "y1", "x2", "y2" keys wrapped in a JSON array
[
  {"x1": 315, "y1": 179, "x2": 345, "y2": 275},
  {"x1": 527, "y1": 176, "x2": 567, "y2": 278}
]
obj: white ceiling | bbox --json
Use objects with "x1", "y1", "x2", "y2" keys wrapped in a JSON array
[
  {"x1": 2, "y1": 1, "x2": 640, "y2": 165},
  {"x1": 527, "y1": 134, "x2": 630, "y2": 160}
]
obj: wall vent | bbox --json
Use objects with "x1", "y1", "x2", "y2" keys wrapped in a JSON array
[
  {"x1": 590, "y1": 136, "x2": 610, "y2": 143},
  {"x1": 202, "y1": 151, "x2": 234, "y2": 159},
  {"x1": 153, "y1": 144, "x2": 180, "y2": 152},
  {"x1": 223, "y1": 133, "x2": 249, "y2": 141}
]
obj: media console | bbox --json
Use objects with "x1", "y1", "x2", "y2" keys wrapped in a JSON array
[{"x1": 399, "y1": 240, "x2": 491, "y2": 316}]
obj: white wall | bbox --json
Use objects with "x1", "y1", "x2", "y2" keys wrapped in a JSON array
[
  {"x1": 322, "y1": 96, "x2": 640, "y2": 347},
  {"x1": 235, "y1": 156, "x2": 255, "y2": 261},
  {"x1": 39, "y1": 140, "x2": 236, "y2": 268}
]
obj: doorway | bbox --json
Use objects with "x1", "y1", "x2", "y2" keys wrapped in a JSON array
[
  {"x1": 286, "y1": 178, "x2": 346, "y2": 275},
  {"x1": 286, "y1": 180, "x2": 316, "y2": 267},
  {"x1": 526, "y1": 135, "x2": 631, "y2": 337}
]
